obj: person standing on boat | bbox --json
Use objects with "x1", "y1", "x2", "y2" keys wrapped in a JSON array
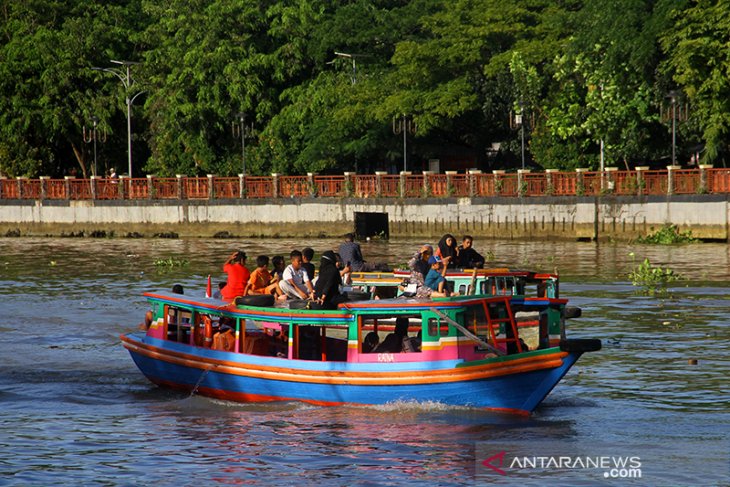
[
  {"x1": 339, "y1": 233, "x2": 390, "y2": 272},
  {"x1": 457, "y1": 235, "x2": 485, "y2": 269},
  {"x1": 221, "y1": 250, "x2": 250, "y2": 301},
  {"x1": 434, "y1": 234, "x2": 458, "y2": 269},
  {"x1": 314, "y1": 250, "x2": 349, "y2": 309},
  {"x1": 279, "y1": 250, "x2": 314, "y2": 300}
]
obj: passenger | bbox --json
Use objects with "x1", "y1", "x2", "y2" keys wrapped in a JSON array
[
  {"x1": 244, "y1": 255, "x2": 281, "y2": 297},
  {"x1": 221, "y1": 250, "x2": 250, "y2": 300},
  {"x1": 302, "y1": 247, "x2": 316, "y2": 282},
  {"x1": 404, "y1": 245, "x2": 436, "y2": 298},
  {"x1": 457, "y1": 235, "x2": 485, "y2": 269},
  {"x1": 271, "y1": 255, "x2": 286, "y2": 282},
  {"x1": 410, "y1": 330, "x2": 422, "y2": 352},
  {"x1": 435, "y1": 234, "x2": 458, "y2": 269},
  {"x1": 339, "y1": 232, "x2": 390, "y2": 272},
  {"x1": 212, "y1": 281, "x2": 225, "y2": 300},
  {"x1": 424, "y1": 255, "x2": 452, "y2": 297},
  {"x1": 362, "y1": 332, "x2": 380, "y2": 353},
  {"x1": 375, "y1": 317, "x2": 411, "y2": 353},
  {"x1": 172, "y1": 284, "x2": 184, "y2": 294},
  {"x1": 279, "y1": 250, "x2": 314, "y2": 300},
  {"x1": 410, "y1": 245, "x2": 433, "y2": 280},
  {"x1": 313, "y1": 250, "x2": 349, "y2": 309},
  {"x1": 138, "y1": 310, "x2": 154, "y2": 331}
]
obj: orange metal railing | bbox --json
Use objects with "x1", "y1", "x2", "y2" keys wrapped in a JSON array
[
  {"x1": 3, "y1": 168, "x2": 728, "y2": 201},
  {"x1": 279, "y1": 176, "x2": 309, "y2": 197},
  {"x1": 214, "y1": 177, "x2": 239, "y2": 199},
  {"x1": 316, "y1": 176, "x2": 346, "y2": 197}
]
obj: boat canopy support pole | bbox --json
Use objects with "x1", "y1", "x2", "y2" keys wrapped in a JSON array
[{"x1": 429, "y1": 308, "x2": 505, "y2": 356}]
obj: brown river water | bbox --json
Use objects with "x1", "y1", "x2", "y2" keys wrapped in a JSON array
[{"x1": 0, "y1": 237, "x2": 728, "y2": 485}]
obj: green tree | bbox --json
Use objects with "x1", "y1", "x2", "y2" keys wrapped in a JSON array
[
  {"x1": 0, "y1": 0, "x2": 147, "y2": 177},
  {"x1": 534, "y1": 0, "x2": 677, "y2": 170},
  {"x1": 661, "y1": 0, "x2": 730, "y2": 163}
]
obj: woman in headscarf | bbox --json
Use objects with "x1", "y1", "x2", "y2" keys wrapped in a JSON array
[
  {"x1": 314, "y1": 250, "x2": 349, "y2": 309},
  {"x1": 435, "y1": 234, "x2": 458, "y2": 269}
]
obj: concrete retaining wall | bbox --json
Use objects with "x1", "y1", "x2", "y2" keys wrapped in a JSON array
[{"x1": 0, "y1": 195, "x2": 727, "y2": 240}]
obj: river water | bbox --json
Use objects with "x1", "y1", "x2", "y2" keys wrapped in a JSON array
[{"x1": 0, "y1": 237, "x2": 728, "y2": 486}]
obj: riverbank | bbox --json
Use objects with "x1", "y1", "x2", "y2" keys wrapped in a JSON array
[{"x1": 0, "y1": 194, "x2": 727, "y2": 241}]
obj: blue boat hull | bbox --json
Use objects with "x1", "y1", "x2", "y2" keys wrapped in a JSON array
[{"x1": 122, "y1": 333, "x2": 582, "y2": 414}]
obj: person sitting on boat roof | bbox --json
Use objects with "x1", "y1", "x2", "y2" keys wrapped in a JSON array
[
  {"x1": 302, "y1": 247, "x2": 316, "y2": 282},
  {"x1": 244, "y1": 255, "x2": 282, "y2": 297},
  {"x1": 435, "y1": 234, "x2": 458, "y2": 269},
  {"x1": 404, "y1": 245, "x2": 438, "y2": 298},
  {"x1": 221, "y1": 250, "x2": 249, "y2": 301},
  {"x1": 362, "y1": 331, "x2": 380, "y2": 353},
  {"x1": 313, "y1": 250, "x2": 350, "y2": 309},
  {"x1": 279, "y1": 250, "x2": 314, "y2": 300},
  {"x1": 374, "y1": 317, "x2": 415, "y2": 353},
  {"x1": 271, "y1": 255, "x2": 285, "y2": 281},
  {"x1": 339, "y1": 233, "x2": 391, "y2": 272},
  {"x1": 213, "y1": 281, "x2": 225, "y2": 300},
  {"x1": 424, "y1": 255, "x2": 453, "y2": 297},
  {"x1": 457, "y1": 235, "x2": 485, "y2": 269}
]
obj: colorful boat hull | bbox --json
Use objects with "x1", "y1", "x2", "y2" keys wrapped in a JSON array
[{"x1": 121, "y1": 332, "x2": 584, "y2": 414}]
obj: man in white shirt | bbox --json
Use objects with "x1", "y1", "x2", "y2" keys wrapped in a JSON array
[{"x1": 279, "y1": 250, "x2": 314, "y2": 300}]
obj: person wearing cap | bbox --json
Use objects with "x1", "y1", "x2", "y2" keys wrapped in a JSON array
[
  {"x1": 424, "y1": 255, "x2": 450, "y2": 294},
  {"x1": 221, "y1": 250, "x2": 250, "y2": 300}
]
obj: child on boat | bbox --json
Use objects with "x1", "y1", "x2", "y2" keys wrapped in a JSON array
[
  {"x1": 244, "y1": 255, "x2": 282, "y2": 297},
  {"x1": 279, "y1": 250, "x2": 315, "y2": 300},
  {"x1": 302, "y1": 247, "x2": 316, "y2": 282},
  {"x1": 424, "y1": 255, "x2": 454, "y2": 297}
]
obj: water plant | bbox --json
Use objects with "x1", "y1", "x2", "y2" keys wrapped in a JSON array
[
  {"x1": 154, "y1": 257, "x2": 189, "y2": 268},
  {"x1": 628, "y1": 257, "x2": 681, "y2": 296},
  {"x1": 636, "y1": 224, "x2": 697, "y2": 244}
]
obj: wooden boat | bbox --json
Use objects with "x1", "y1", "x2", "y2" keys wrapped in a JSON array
[
  {"x1": 121, "y1": 287, "x2": 600, "y2": 414},
  {"x1": 349, "y1": 268, "x2": 576, "y2": 350}
]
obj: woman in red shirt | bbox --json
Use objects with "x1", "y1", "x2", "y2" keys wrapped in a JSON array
[{"x1": 221, "y1": 250, "x2": 250, "y2": 300}]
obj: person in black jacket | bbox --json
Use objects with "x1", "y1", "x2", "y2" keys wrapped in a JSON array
[
  {"x1": 457, "y1": 235, "x2": 485, "y2": 269},
  {"x1": 313, "y1": 250, "x2": 350, "y2": 309}
]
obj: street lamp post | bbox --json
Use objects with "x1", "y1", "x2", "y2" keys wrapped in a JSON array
[
  {"x1": 92, "y1": 60, "x2": 144, "y2": 177},
  {"x1": 83, "y1": 116, "x2": 101, "y2": 177},
  {"x1": 666, "y1": 90, "x2": 679, "y2": 165},
  {"x1": 232, "y1": 113, "x2": 253, "y2": 178},
  {"x1": 333, "y1": 51, "x2": 359, "y2": 84},
  {"x1": 393, "y1": 114, "x2": 416, "y2": 172}
]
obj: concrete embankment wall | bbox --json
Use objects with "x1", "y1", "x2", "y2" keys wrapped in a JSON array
[{"x1": 0, "y1": 195, "x2": 727, "y2": 241}]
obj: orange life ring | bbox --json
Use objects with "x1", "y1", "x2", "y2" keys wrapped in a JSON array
[{"x1": 203, "y1": 316, "x2": 213, "y2": 348}]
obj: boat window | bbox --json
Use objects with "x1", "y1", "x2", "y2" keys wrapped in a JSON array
[
  {"x1": 164, "y1": 305, "x2": 193, "y2": 342},
  {"x1": 427, "y1": 317, "x2": 448, "y2": 338},
  {"x1": 463, "y1": 305, "x2": 490, "y2": 338},
  {"x1": 481, "y1": 276, "x2": 516, "y2": 296},
  {"x1": 359, "y1": 316, "x2": 422, "y2": 353}
]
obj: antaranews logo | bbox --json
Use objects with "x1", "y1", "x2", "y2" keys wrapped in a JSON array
[{"x1": 481, "y1": 451, "x2": 642, "y2": 479}]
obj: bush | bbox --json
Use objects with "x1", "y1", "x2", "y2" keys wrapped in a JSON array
[
  {"x1": 636, "y1": 224, "x2": 697, "y2": 244},
  {"x1": 628, "y1": 257, "x2": 681, "y2": 296}
]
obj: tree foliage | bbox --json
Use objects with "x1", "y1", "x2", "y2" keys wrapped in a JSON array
[{"x1": 0, "y1": 0, "x2": 728, "y2": 178}]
